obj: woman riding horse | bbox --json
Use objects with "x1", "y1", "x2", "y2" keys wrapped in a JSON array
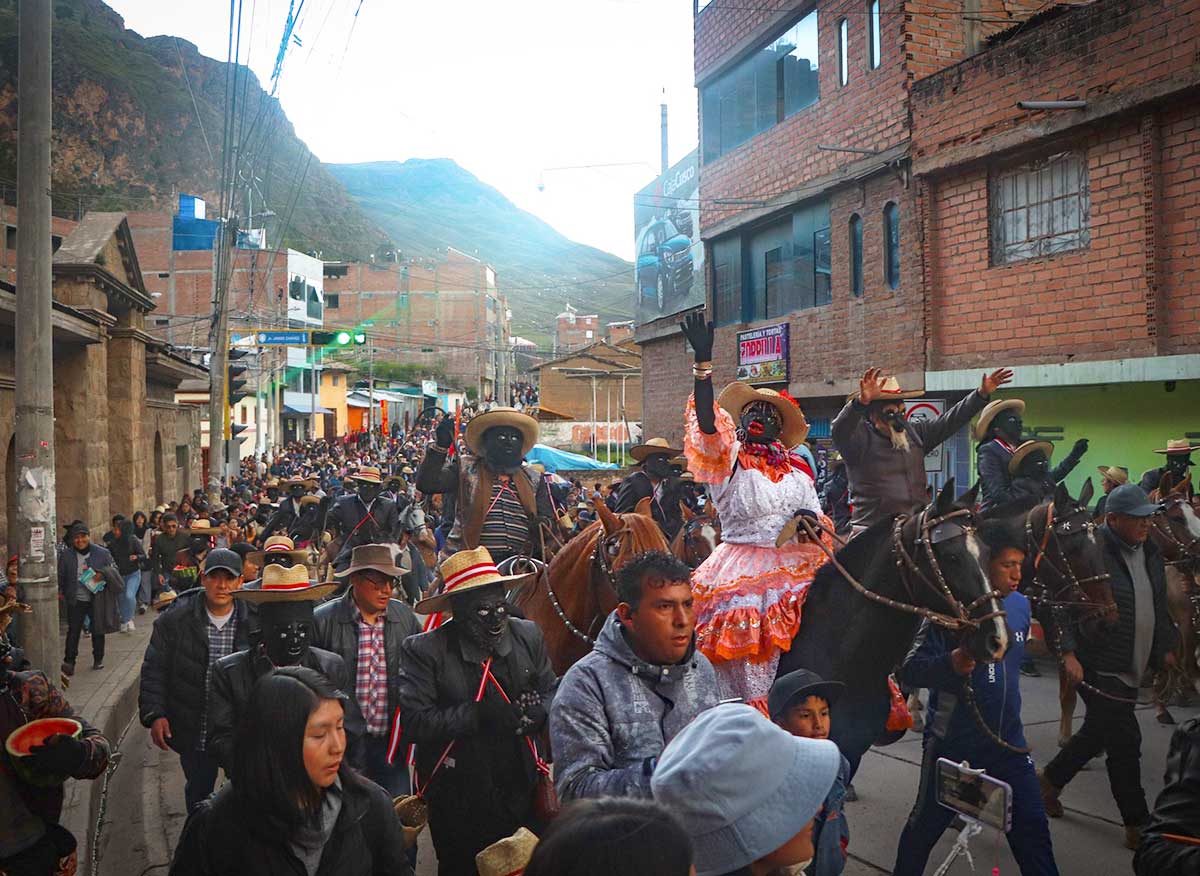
[{"x1": 679, "y1": 314, "x2": 834, "y2": 712}]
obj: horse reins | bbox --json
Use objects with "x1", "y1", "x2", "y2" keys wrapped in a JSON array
[
  {"x1": 1150, "y1": 501, "x2": 1200, "y2": 568},
  {"x1": 542, "y1": 525, "x2": 626, "y2": 645}
]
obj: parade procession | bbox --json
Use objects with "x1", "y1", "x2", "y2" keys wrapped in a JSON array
[{"x1": 2, "y1": 0, "x2": 1200, "y2": 875}]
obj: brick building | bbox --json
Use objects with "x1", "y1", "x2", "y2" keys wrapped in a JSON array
[
  {"x1": 661, "y1": 0, "x2": 1200, "y2": 488},
  {"x1": 535, "y1": 340, "x2": 642, "y2": 456},
  {"x1": 554, "y1": 306, "x2": 600, "y2": 354}
]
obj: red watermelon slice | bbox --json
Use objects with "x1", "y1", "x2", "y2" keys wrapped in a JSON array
[{"x1": 6, "y1": 717, "x2": 82, "y2": 787}]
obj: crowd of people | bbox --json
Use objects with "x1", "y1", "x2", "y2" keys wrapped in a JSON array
[
  {"x1": 509, "y1": 381, "x2": 538, "y2": 410},
  {"x1": 2, "y1": 338, "x2": 1199, "y2": 876}
]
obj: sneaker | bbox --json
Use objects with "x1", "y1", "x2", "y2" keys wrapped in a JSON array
[
  {"x1": 120, "y1": 621, "x2": 134, "y2": 634},
  {"x1": 61, "y1": 661, "x2": 75, "y2": 678},
  {"x1": 92, "y1": 659, "x2": 104, "y2": 671},
  {"x1": 1124, "y1": 824, "x2": 1142, "y2": 850},
  {"x1": 1038, "y1": 770, "x2": 1064, "y2": 818},
  {"x1": 137, "y1": 604, "x2": 148, "y2": 616}
]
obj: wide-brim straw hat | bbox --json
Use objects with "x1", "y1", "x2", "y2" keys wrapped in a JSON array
[
  {"x1": 415, "y1": 546, "x2": 536, "y2": 614},
  {"x1": 232, "y1": 563, "x2": 335, "y2": 604},
  {"x1": 1097, "y1": 465, "x2": 1129, "y2": 485},
  {"x1": 350, "y1": 466, "x2": 383, "y2": 484},
  {"x1": 392, "y1": 795, "x2": 428, "y2": 850},
  {"x1": 844, "y1": 375, "x2": 923, "y2": 405},
  {"x1": 299, "y1": 495, "x2": 321, "y2": 507},
  {"x1": 1008, "y1": 440, "x2": 1054, "y2": 475},
  {"x1": 630, "y1": 437, "x2": 683, "y2": 462},
  {"x1": 152, "y1": 589, "x2": 178, "y2": 611},
  {"x1": 246, "y1": 535, "x2": 309, "y2": 567},
  {"x1": 1154, "y1": 439, "x2": 1200, "y2": 455},
  {"x1": 401, "y1": 466, "x2": 415, "y2": 475},
  {"x1": 281, "y1": 476, "x2": 318, "y2": 489},
  {"x1": 973, "y1": 398, "x2": 1025, "y2": 441},
  {"x1": 718, "y1": 382, "x2": 809, "y2": 449},
  {"x1": 464, "y1": 407, "x2": 539, "y2": 456},
  {"x1": 475, "y1": 827, "x2": 539, "y2": 876},
  {"x1": 185, "y1": 520, "x2": 219, "y2": 536},
  {"x1": 334, "y1": 544, "x2": 411, "y2": 579}
]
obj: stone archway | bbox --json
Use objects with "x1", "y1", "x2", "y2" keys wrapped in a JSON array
[{"x1": 154, "y1": 431, "x2": 164, "y2": 505}]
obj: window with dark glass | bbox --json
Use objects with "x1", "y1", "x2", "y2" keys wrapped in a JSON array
[
  {"x1": 838, "y1": 19, "x2": 849, "y2": 86},
  {"x1": 325, "y1": 293, "x2": 339, "y2": 309},
  {"x1": 849, "y1": 214, "x2": 863, "y2": 297},
  {"x1": 712, "y1": 237, "x2": 742, "y2": 327},
  {"x1": 868, "y1": 0, "x2": 881, "y2": 69},
  {"x1": 883, "y1": 202, "x2": 900, "y2": 289},
  {"x1": 990, "y1": 151, "x2": 1090, "y2": 264},
  {"x1": 701, "y1": 10, "x2": 819, "y2": 162}
]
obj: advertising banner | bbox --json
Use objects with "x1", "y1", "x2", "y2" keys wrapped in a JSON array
[
  {"x1": 736, "y1": 323, "x2": 790, "y2": 385},
  {"x1": 904, "y1": 399, "x2": 946, "y2": 473},
  {"x1": 633, "y1": 150, "x2": 704, "y2": 326}
]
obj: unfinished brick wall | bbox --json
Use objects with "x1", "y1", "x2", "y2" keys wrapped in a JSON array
[{"x1": 639, "y1": 333, "x2": 694, "y2": 448}]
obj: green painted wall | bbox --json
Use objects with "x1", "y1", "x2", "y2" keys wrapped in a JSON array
[{"x1": 971, "y1": 379, "x2": 1200, "y2": 498}]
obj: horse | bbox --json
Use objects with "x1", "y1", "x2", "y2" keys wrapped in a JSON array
[
  {"x1": 1148, "y1": 472, "x2": 1200, "y2": 713},
  {"x1": 669, "y1": 502, "x2": 721, "y2": 570},
  {"x1": 514, "y1": 498, "x2": 668, "y2": 675},
  {"x1": 778, "y1": 479, "x2": 1010, "y2": 780}
]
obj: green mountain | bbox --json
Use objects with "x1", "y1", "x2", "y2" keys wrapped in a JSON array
[{"x1": 327, "y1": 159, "x2": 633, "y2": 344}]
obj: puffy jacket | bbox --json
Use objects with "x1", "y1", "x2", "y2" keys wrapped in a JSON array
[
  {"x1": 977, "y1": 438, "x2": 1083, "y2": 514},
  {"x1": 1135, "y1": 717, "x2": 1200, "y2": 876},
  {"x1": 206, "y1": 646, "x2": 365, "y2": 775},
  {"x1": 138, "y1": 589, "x2": 254, "y2": 753},
  {"x1": 170, "y1": 771, "x2": 413, "y2": 876},
  {"x1": 1059, "y1": 526, "x2": 1178, "y2": 673},
  {"x1": 550, "y1": 612, "x2": 719, "y2": 801},
  {"x1": 312, "y1": 591, "x2": 422, "y2": 729}
]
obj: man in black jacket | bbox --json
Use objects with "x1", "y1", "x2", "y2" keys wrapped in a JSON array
[
  {"x1": 314, "y1": 544, "x2": 421, "y2": 797},
  {"x1": 615, "y1": 438, "x2": 685, "y2": 540},
  {"x1": 138, "y1": 549, "x2": 252, "y2": 812},
  {"x1": 1135, "y1": 716, "x2": 1200, "y2": 875},
  {"x1": 1040, "y1": 483, "x2": 1179, "y2": 850},
  {"x1": 148, "y1": 513, "x2": 190, "y2": 602},
  {"x1": 975, "y1": 397, "x2": 1088, "y2": 513},
  {"x1": 399, "y1": 547, "x2": 557, "y2": 876},
  {"x1": 206, "y1": 564, "x2": 365, "y2": 775},
  {"x1": 328, "y1": 467, "x2": 400, "y2": 573}
]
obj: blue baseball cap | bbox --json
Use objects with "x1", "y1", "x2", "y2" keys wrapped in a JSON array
[{"x1": 1104, "y1": 484, "x2": 1162, "y2": 518}]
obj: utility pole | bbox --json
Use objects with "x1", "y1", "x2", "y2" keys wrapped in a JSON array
[
  {"x1": 309, "y1": 345, "x2": 320, "y2": 440},
  {"x1": 206, "y1": 219, "x2": 236, "y2": 501},
  {"x1": 368, "y1": 344, "x2": 375, "y2": 440},
  {"x1": 14, "y1": 0, "x2": 58, "y2": 675}
]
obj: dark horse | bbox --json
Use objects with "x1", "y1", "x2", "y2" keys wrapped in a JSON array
[
  {"x1": 778, "y1": 480, "x2": 1009, "y2": 779},
  {"x1": 514, "y1": 498, "x2": 668, "y2": 675}
]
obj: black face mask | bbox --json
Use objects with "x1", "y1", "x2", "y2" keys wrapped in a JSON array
[
  {"x1": 644, "y1": 455, "x2": 674, "y2": 480},
  {"x1": 739, "y1": 402, "x2": 782, "y2": 445},
  {"x1": 993, "y1": 411, "x2": 1023, "y2": 444},
  {"x1": 289, "y1": 485, "x2": 306, "y2": 500},
  {"x1": 451, "y1": 586, "x2": 510, "y2": 654},
  {"x1": 1166, "y1": 455, "x2": 1192, "y2": 478},
  {"x1": 881, "y1": 408, "x2": 907, "y2": 433},
  {"x1": 483, "y1": 426, "x2": 525, "y2": 471},
  {"x1": 1017, "y1": 453, "x2": 1049, "y2": 480},
  {"x1": 358, "y1": 482, "x2": 382, "y2": 504},
  {"x1": 258, "y1": 602, "x2": 315, "y2": 666}
]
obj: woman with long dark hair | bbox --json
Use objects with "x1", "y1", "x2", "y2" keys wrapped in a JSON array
[
  {"x1": 170, "y1": 667, "x2": 412, "y2": 876},
  {"x1": 524, "y1": 798, "x2": 693, "y2": 876}
]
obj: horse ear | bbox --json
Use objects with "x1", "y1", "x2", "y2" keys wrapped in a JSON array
[
  {"x1": 934, "y1": 478, "x2": 956, "y2": 513},
  {"x1": 1078, "y1": 477, "x2": 1095, "y2": 508},
  {"x1": 1053, "y1": 481, "x2": 1070, "y2": 511},
  {"x1": 635, "y1": 496, "x2": 654, "y2": 518},
  {"x1": 593, "y1": 497, "x2": 620, "y2": 536},
  {"x1": 958, "y1": 480, "x2": 980, "y2": 508},
  {"x1": 680, "y1": 501, "x2": 695, "y2": 521}
]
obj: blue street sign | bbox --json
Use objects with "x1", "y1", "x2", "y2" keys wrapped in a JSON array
[{"x1": 255, "y1": 331, "x2": 310, "y2": 345}]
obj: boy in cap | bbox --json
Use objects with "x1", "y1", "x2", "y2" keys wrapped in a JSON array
[{"x1": 768, "y1": 670, "x2": 850, "y2": 876}]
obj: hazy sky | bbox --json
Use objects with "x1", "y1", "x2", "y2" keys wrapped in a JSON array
[{"x1": 106, "y1": 0, "x2": 698, "y2": 260}]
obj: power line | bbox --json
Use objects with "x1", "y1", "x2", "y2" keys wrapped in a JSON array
[{"x1": 173, "y1": 38, "x2": 215, "y2": 165}]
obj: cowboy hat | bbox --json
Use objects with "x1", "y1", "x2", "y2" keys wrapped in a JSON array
[
  {"x1": 1097, "y1": 465, "x2": 1129, "y2": 486},
  {"x1": 392, "y1": 795, "x2": 428, "y2": 850},
  {"x1": 475, "y1": 827, "x2": 539, "y2": 876},
  {"x1": 246, "y1": 535, "x2": 310, "y2": 568},
  {"x1": 280, "y1": 476, "x2": 317, "y2": 489},
  {"x1": 349, "y1": 466, "x2": 383, "y2": 484},
  {"x1": 1154, "y1": 439, "x2": 1200, "y2": 455},
  {"x1": 973, "y1": 398, "x2": 1025, "y2": 441},
  {"x1": 401, "y1": 466, "x2": 415, "y2": 475},
  {"x1": 464, "y1": 407, "x2": 539, "y2": 456},
  {"x1": 844, "y1": 375, "x2": 924, "y2": 405},
  {"x1": 298, "y1": 495, "x2": 322, "y2": 507},
  {"x1": 630, "y1": 437, "x2": 683, "y2": 462},
  {"x1": 185, "y1": 519, "x2": 219, "y2": 535},
  {"x1": 415, "y1": 546, "x2": 536, "y2": 614},
  {"x1": 334, "y1": 544, "x2": 411, "y2": 579},
  {"x1": 151, "y1": 589, "x2": 178, "y2": 611},
  {"x1": 718, "y1": 382, "x2": 809, "y2": 449},
  {"x1": 232, "y1": 563, "x2": 335, "y2": 604},
  {"x1": 1008, "y1": 440, "x2": 1054, "y2": 475}
]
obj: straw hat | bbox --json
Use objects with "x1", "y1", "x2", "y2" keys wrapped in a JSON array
[
  {"x1": 630, "y1": 438, "x2": 683, "y2": 462},
  {"x1": 299, "y1": 495, "x2": 321, "y2": 507},
  {"x1": 475, "y1": 827, "x2": 539, "y2": 876},
  {"x1": 334, "y1": 544, "x2": 410, "y2": 579},
  {"x1": 246, "y1": 535, "x2": 309, "y2": 568},
  {"x1": 232, "y1": 563, "x2": 335, "y2": 604},
  {"x1": 152, "y1": 589, "x2": 178, "y2": 611},
  {"x1": 973, "y1": 398, "x2": 1025, "y2": 441},
  {"x1": 1097, "y1": 465, "x2": 1129, "y2": 486},
  {"x1": 464, "y1": 407, "x2": 539, "y2": 456},
  {"x1": 844, "y1": 375, "x2": 923, "y2": 405},
  {"x1": 350, "y1": 466, "x2": 383, "y2": 484},
  {"x1": 185, "y1": 519, "x2": 219, "y2": 536},
  {"x1": 718, "y1": 382, "x2": 809, "y2": 449},
  {"x1": 415, "y1": 546, "x2": 536, "y2": 614},
  {"x1": 281, "y1": 476, "x2": 317, "y2": 489},
  {"x1": 401, "y1": 465, "x2": 415, "y2": 475},
  {"x1": 1008, "y1": 440, "x2": 1054, "y2": 475},
  {"x1": 1154, "y1": 439, "x2": 1200, "y2": 455},
  {"x1": 392, "y1": 795, "x2": 428, "y2": 850}
]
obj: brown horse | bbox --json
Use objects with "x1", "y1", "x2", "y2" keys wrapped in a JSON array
[
  {"x1": 515, "y1": 498, "x2": 667, "y2": 675},
  {"x1": 669, "y1": 502, "x2": 721, "y2": 570},
  {"x1": 1149, "y1": 473, "x2": 1200, "y2": 714}
]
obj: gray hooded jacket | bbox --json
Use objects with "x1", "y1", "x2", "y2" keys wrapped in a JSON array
[{"x1": 550, "y1": 611, "x2": 719, "y2": 801}]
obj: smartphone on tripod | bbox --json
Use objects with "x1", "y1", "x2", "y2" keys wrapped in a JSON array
[{"x1": 935, "y1": 758, "x2": 1013, "y2": 833}]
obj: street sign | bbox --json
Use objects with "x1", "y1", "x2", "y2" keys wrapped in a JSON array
[
  {"x1": 905, "y1": 399, "x2": 946, "y2": 473},
  {"x1": 255, "y1": 330, "x2": 309, "y2": 345}
]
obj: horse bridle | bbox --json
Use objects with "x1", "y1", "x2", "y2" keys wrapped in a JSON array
[
  {"x1": 1024, "y1": 503, "x2": 1112, "y2": 622},
  {"x1": 1151, "y1": 499, "x2": 1200, "y2": 567},
  {"x1": 543, "y1": 525, "x2": 626, "y2": 646}
]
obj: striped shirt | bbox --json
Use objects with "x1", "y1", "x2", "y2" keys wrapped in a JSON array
[
  {"x1": 478, "y1": 476, "x2": 530, "y2": 562},
  {"x1": 355, "y1": 609, "x2": 389, "y2": 736},
  {"x1": 198, "y1": 610, "x2": 240, "y2": 751}
]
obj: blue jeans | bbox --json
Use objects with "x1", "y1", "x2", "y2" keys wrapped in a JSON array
[
  {"x1": 120, "y1": 571, "x2": 141, "y2": 624},
  {"x1": 180, "y1": 747, "x2": 221, "y2": 814}
]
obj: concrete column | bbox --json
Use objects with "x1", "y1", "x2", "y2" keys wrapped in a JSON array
[
  {"x1": 106, "y1": 325, "x2": 149, "y2": 513},
  {"x1": 53, "y1": 343, "x2": 109, "y2": 530}
]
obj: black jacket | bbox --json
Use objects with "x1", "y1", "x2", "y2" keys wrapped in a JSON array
[
  {"x1": 206, "y1": 646, "x2": 366, "y2": 775},
  {"x1": 150, "y1": 531, "x2": 192, "y2": 580},
  {"x1": 1135, "y1": 717, "x2": 1200, "y2": 876},
  {"x1": 1060, "y1": 526, "x2": 1178, "y2": 672},
  {"x1": 260, "y1": 497, "x2": 308, "y2": 543},
  {"x1": 328, "y1": 495, "x2": 400, "y2": 571},
  {"x1": 397, "y1": 619, "x2": 557, "y2": 817},
  {"x1": 977, "y1": 438, "x2": 1083, "y2": 513},
  {"x1": 56, "y1": 543, "x2": 123, "y2": 636},
  {"x1": 169, "y1": 772, "x2": 413, "y2": 876},
  {"x1": 821, "y1": 465, "x2": 851, "y2": 532},
  {"x1": 138, "y1": 589, "x2": 254, "y2": 753},
  {"x1": 312, "y1": 591, "x2": 422, "y2": 728},
  {"x1": 614, "y1": 471, "x2": 683, "y2": 541}
]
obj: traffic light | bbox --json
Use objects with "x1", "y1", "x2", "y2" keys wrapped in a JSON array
[
  {"x1": 227, "y1": 348, "x2": 250, "y2": 406},
  {"x1": 311, "y1": 330, "x2": 368, "y2": 346},
  {"x1": 227, "y1": 422, "x2": 250, "y2": 462}
]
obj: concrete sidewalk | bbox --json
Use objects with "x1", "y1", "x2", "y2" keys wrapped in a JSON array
[{"x1": 56, "y1": 614, "x2": 155, "y2": 874}]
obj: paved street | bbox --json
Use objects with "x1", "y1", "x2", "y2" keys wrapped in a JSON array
[{"x1": 87, "y1": 640, "x2": 1196, "y2": 876}]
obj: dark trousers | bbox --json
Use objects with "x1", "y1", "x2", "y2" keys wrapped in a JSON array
[
  {"x1": 893, "y1": 739, "x2": 1059, "y2": 876},
  {"x1": 63, "y1": 599, "x2": 103, "y2": 664},
  {"x1": 1043, "y1": 673, "x2": 1148, "y2": 825},
  {"x1": 429, "y1": 798, "x2": 527, "y2": 876},
  {"x1": 362, "y1": 735, "x2": 417, "y2": 868},
  {"x1": 180, "y1": 747, "x2": 221, "y2": 814}
]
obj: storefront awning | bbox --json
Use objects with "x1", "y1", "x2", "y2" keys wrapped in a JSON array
[{"x1": 283, "y1": 399, "x2": 333, "y2": 415}]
